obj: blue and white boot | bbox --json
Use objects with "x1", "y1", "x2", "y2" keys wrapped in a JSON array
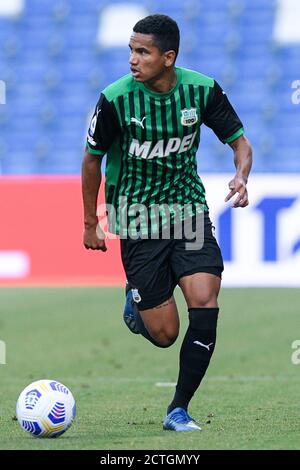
[
  {"x1": 123, "y1": 282, "x2": 140, "y2": 334},
  {"x1": 163, "y1": 407, "x2": 201, "y2": 431}
]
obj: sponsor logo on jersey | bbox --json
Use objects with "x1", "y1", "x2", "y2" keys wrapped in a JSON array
[
  {"x1": 129, "y1": 131, "x2": 197, "y2": 159},
  {"x1": 87, "y1": 134, "x2": 97, "y2": 146},
  {"x1": 89, "y1": 115, "x2": 97, "y2": 137},
  {"x1": 131, "y1": 116, "x2": 146, "y2": 129},
  {"x1": 180, "y1": 108, "x2": 198, "y2": 126},
  {"x1": 88, "y1": 106, "x2": 101, "y2": 137}
]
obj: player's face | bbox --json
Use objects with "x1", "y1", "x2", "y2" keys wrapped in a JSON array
[{"x1": 129, "y1": 32, "x2": 175, "y2": 83}]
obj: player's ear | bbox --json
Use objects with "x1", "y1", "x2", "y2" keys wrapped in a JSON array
[{"x1": 164, "y1": 50, "x2": 176, "y2": 67}]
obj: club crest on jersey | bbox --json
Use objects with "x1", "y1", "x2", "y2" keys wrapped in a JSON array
[{"x1": 180, "y1": 108, "x2": 198, "y2": 126}]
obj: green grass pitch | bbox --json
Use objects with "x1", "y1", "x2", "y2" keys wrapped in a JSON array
[{"x1": 0, "y1": 287, "x2": 299, "y2": 450}]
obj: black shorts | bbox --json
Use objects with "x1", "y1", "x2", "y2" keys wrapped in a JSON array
[{"x1": 120, "y1": 213, "x2": 224, "y2": 310}]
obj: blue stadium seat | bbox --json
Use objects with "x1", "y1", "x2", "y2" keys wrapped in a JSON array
[{"x1": 0, "y1": 0, "x2": 299, "y2": 174}]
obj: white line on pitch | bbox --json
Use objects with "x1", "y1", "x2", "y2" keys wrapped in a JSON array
[
  {"x1": 155, "y1": 382, "x2": 176, "y2": 387},
  {"x1": 8, "y1": 375, "x2": 300, "y2": 386},
  {"x1": 155, "y1": 376, "x2": 300, "y2": 387}
]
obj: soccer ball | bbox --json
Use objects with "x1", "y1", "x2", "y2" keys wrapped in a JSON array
[{"x1": 16, "y1": 379, "x2": 76, "y2": 438}]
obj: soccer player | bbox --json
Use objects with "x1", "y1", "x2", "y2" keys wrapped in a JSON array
[{"x1": 82, "y1": 14, "x2": 252, "y2": 431}]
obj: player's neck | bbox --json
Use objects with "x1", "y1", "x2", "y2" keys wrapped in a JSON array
[{"x1": 143, "y1": 68, "x2": 177, "y2": 94}]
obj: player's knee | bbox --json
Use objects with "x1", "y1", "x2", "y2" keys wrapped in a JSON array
[
  {"x1": 156, "y1": 334, "x2": 178, "y2": 348},
  {"x1": 190, "y1": 294, "x2": 218, "y2": 308},
  {"x1": 189, "y1": 291, "x2": 218, "y2": 308},
  {"x1": 150, "y1": 328, "x2": 178, "y2": 348}
]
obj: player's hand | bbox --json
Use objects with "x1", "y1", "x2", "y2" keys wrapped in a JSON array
[
  {"x1": 83, "y1": 224, "x2": 107, "y2": 251},
  {"x1": 225, "y1": 175, "x2": 249, "y2": 208}
]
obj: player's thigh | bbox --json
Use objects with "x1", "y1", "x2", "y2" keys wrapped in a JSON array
[
  {"x1": 139, "y1": 295, "x2": 180, "y2": 339},
  {"x1": 171, "y1": 212, "x2": 223, "y2": 307},
  {"x1": 179, "y1": 272, "x2": 221, "y2": 308}
]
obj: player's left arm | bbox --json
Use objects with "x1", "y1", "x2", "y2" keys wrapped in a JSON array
[
  {"x1": 225, "y1": 135, "x2": 252, "y2": 208},
  {"x1": 203, "y1": 80, "x2": 253, "y2": 208}
]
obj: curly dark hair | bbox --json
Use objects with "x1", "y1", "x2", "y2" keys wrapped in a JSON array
[{"x1": 133, "y1": 14, "x2": 180, "y2": 61}]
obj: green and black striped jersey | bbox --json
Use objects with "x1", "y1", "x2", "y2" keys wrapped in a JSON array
[{"x1": 86, "y1": 67, "x2": 244, "y2": 236}]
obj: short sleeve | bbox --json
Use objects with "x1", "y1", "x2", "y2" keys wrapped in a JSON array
[
  {"x1": 203, "y1": 81, "x2": 244, "y2": 144},
  {"x1": 86, "y1": 93, "x2": 120, "y2": 155}
]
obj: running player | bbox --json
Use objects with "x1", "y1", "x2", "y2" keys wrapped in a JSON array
[{"x1": 82, "y1": 14, "x2": 252, "y2": 431}]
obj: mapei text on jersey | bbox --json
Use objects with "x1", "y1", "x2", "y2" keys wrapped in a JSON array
[{"x1": 129, "y1": 131, "x2": 197, "y2": 159}]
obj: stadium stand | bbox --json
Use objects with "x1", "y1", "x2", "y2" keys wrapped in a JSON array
[{"x1": 0, "y1": 0, "x2": 299, "y2": 174}]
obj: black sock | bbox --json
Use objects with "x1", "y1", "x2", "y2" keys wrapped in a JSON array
[{"x1": 167, "y1": 307, "x2": 219, "y2": 414}]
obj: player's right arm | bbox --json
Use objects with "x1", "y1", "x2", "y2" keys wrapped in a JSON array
[
  {"x1": 82, "y1": 149, "x2": 106, "y2": 251},
  {"x1": 82, "y1": 93, "x2": 120, "y2": 251}
]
